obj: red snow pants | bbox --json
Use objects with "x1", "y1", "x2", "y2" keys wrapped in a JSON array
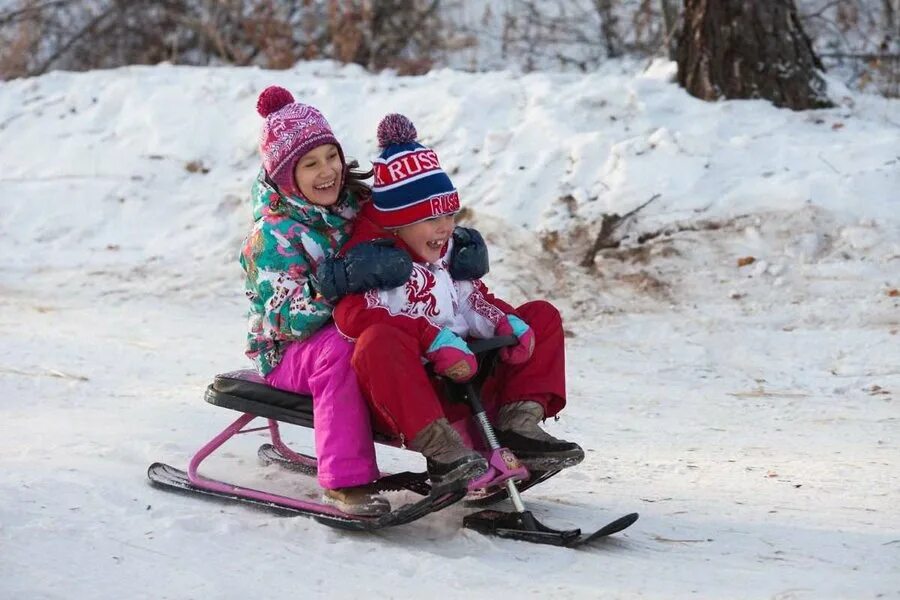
[{"x1": 350, "y1": 300, "x2": 567, "y2": 445}]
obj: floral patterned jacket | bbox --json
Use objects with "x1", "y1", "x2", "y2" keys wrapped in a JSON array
[{"x1": 240, "y1": 169, "x2": 363, "y2": 375}]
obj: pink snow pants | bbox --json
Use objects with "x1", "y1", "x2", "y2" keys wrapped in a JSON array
[{"x1": 264, "y1": 324, "x2": 380, "y2": 490}]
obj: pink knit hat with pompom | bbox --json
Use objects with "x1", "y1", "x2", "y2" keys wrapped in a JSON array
[{"x1": 256, "y1": 86, "x2": 344, "y2": 198}]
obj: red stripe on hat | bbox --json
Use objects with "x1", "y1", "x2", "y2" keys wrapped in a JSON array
[{"x1": 370, "y1": 191, "x2": 461, "y2": 228}]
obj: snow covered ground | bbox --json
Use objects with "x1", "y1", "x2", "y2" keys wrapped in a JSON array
[{"x1": 1, "y1": 61, "x2": 898, "y2": 599}]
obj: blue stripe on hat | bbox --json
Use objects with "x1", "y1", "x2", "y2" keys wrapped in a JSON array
[
  {"x1": 373, "y1": 170, "x2": 456, "y2": 211},
  {"x1": 376, "y1": 142, "x2": 425, "y2": 161}
]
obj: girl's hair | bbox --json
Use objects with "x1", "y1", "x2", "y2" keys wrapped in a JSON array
[{"x1": 344, "y1": 158, "x2": 374, "y2": 197}]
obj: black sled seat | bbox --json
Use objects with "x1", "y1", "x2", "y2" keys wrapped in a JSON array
[
  {"x1": 204, "y1": 337, "x2": 521, "y2": 438},
  {"x1": 205, "y1": 370, "x2": 315, "y2": 428},
  {"x1": 205, "y1": 370, "x2": 397, "y2": 445}
]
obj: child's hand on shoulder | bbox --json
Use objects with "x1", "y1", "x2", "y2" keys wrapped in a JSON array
[
  {"x1": 448, "y1": 226, "x2": 489, "y2": 280},
  {"x1": 316, "y1": 239, "x2": 413, "y2": 303}
]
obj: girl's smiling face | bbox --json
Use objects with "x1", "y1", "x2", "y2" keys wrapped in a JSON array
[
  {"x1": 293, "y1": 144, "x2": 342, "y2": 206},
  {"x1": 395, "y1": 214, "x2": 455, "y2": 264}
]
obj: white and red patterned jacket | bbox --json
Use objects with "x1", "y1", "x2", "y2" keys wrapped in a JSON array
[{"x1": 334, "y1": 203, "x2": 517, "y2": 353}]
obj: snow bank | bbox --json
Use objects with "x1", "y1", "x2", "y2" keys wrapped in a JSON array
[{"x1": 1, "y1": 61, "x2": 898, "y2": 599}]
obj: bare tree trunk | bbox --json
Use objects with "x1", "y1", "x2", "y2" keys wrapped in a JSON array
[
  {"x1": 884, "y1": 0, "x2": 897, "y2": 40},
  {"x1": 593, "y1": 0, "x2": 622, "y2": 58},
  {"x1": 659, "y1": 0, "x2": 679, "y2": 60},
  {"x1": 676, "y1": 0, "x2": 833, "y2": 110}
]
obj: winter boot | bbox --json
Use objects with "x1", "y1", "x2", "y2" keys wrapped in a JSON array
[
  {"x1": 496, "y1": 401, "x2": 585, "y2": 471},
  {"x1": 411, "y1": 418, "x2": 488, "y2": 490},
  {"x1": 322, "y1": 485, "x2": 391, "y2": 517}
]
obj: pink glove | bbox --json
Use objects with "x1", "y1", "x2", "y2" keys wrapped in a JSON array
[
  {"x1": 425, "y1": 328, "x2": 477, "y2": 382},
  {"x1": 496, "y1": 314, "x2": 535, "y2": 365}
]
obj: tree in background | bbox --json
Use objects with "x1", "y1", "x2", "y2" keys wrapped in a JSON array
[
  {"x1": 0, "y1": 0, "x2": 445, "y2": 79},
  {"x1": 0, "y1": 0, "x2": 309, "y2": 77},
  {"x1": 328, "y1": 0, "x2": 444, "y2": 74},
  {"x1": 1, "y1": 1, "x2": 895, "y2": 97},
  {"x1": 676, "y1": 0, "x2": 834, "y2": 109}
]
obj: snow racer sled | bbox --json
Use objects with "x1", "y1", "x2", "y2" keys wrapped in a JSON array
[{"x1": 147, "y1": 336, "x2": 638, "y2": 547}]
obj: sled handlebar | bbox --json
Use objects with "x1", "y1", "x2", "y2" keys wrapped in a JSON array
[{"x1": 467, "y1": 335, "x2": 518, "y2": 355}]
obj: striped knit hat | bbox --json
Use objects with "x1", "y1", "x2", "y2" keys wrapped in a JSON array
[
  {"x1": 371, "y1": 114, "x2": 459, "y2": 228},
  {"x1": 256, "y1": 85, "x2": 344, "y2": 198}
]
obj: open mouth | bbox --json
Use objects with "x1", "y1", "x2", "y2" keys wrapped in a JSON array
[
  {"x1": 313, "y1": 178, "x2": 336, "y2": 191},
  {"x1": 426, "y1": 239, "x2": 447, "y2": 250}
]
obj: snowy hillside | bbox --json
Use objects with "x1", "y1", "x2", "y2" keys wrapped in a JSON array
[{"x1": 0, "y1": 61, "x2": 898, "y2": 599}]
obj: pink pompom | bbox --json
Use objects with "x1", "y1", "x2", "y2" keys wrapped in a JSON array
[
  {"x1": 377, "y1": 114, "x2": 418, "y2": 148},
  {"x1": 257, "y1": 86, "x2": 295, "y2": 117}
]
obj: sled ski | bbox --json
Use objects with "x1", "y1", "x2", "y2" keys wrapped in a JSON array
[
  {"x1": 147, "y1": 335, "x2": 638, "y2": 545},
  {"x1": 147, "y1": 460, "x2": 465, "y2": 530},
  {"x1": 146, "y1": 407, "x2": 465, "y2": 531},
  {"x1": 463, "y1": 509, "x2": 639, "y2": 547},
  {"x1": 450, "y1": 378, "x2": 638, "y2": 547}
]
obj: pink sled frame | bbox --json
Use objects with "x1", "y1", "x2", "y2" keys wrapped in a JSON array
[{"x1": 184, "y1": 412, "x2": 530, "y2": 517}]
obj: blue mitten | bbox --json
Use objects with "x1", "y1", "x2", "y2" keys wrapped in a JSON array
[
  {"x1": 316, "y1": 239, "x2": 413, "y2": 303},
  {"x1": 448, "y1": 226, "x2": 489, "y2": 280}
]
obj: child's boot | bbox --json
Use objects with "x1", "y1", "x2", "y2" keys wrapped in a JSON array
[
  {"x1": 496, "y1": 400, "x2": 585, "y2": 470},
  {"x1": 411, "y1": 418, "x2": 488, "y2": 489},
  {"x1": 322, "y1": 484, "x2": 391, "y2": 517}
]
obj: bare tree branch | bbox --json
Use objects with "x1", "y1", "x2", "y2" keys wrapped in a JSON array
[
  {"x1": 581, "y1": 194, "x2": 662, "y2": 268},
  {"x1": 0, "y1": 0, "x2": 69, "y2": 27},
  {"x1": 33, "y1": 3, "x2": 116, "y2": 75}
]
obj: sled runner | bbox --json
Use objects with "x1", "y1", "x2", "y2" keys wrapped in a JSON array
[{"x1": 147, "y1": 336, "x2": 638, "y2": 546}]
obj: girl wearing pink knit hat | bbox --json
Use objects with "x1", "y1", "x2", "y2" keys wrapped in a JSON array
[{"x1": 240, "y1": 87, "x2": 490, "y2": 516}]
